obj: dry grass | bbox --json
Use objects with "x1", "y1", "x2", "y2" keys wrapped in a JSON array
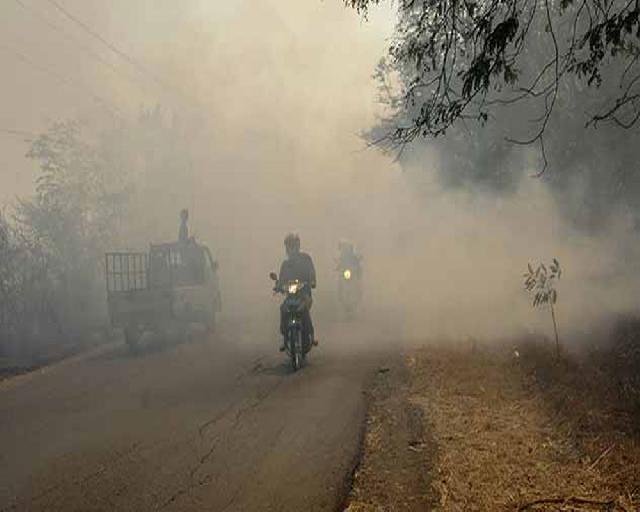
[
  {"x1": 515, "y1": 335, "x2": 640, "y2": 509},
  {"x1": 344, "y1": 359, "x2": 437, "y2": 512},
  {"x1": 409, "y1": 343, "x2": 639, "y2": 511},
  {"x1": 345, "y1": 323, "x2": 640, "y2": 511}
]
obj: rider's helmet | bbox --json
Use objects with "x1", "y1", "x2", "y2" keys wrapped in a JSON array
[
  {"x1": 180, "y1": 208, "x2": 189, "y2": 222},
  {"x1": 339, "y1": 239, "x2": 355, "y2": 257},
  {"x1": 284, "y1": 233, "x2": 300, "y2": 255}
]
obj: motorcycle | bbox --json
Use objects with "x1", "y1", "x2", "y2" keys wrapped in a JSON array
[
  {"x1": 338, "y1": 266, "x2": 361, "y2": 317},
  {"x1": 269, "y1": 272, "x2": 313, "y2": 371}
]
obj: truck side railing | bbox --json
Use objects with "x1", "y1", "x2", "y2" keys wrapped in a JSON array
[
  {"x1": 105, "y1": 242, "x2": 208, "y2": 296},
  {"x1": 105, "y1": 252, "x2": 149, "y2": 293}
]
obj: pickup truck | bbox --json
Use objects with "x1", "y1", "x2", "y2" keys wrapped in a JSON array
[{"x1": 105, "y1": 240, "x2": 221, "y2": 351}]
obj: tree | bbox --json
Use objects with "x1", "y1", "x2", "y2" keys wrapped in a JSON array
[
  {"x1": 347, "y1": 0, "x2": 640, "y2": 163},
  {"x1": 16, "y1": 120, "x2": 130, "y2": 333},
  {"x1": 0, "y1": 211, "x2": 61, "y2": 359},
  {"x1": 348, "y1": 1, "x2": 640, "y2": 230},
  {"x1": 1, "y1": 105, "x2": 203, "y2": 363},
  {"x1": 524, "y1": 259, "x2": 562, "y2": 357}
]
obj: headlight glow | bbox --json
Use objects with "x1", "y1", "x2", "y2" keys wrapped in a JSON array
[
  {"x1": 343, "y1": 269, "x2": 352, "y2": 280},
  {"x1": 288, "y1": 283, "x2": 299, "y2": 294}
]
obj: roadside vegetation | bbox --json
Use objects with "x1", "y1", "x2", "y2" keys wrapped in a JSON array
[
  {"x1": 0, "y1": 107, "x2": 199, "y2": 376},
  {"x1": 345, "y1": 321, "x2": 640, "y2": 511},
  {"x1": 524, "y1": 259, "x2": 562, "y2": 358},
  {"x1": 341, "y1": 4, "x2": 640, "y2": 505}
]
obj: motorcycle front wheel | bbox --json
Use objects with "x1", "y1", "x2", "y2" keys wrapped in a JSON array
[{"x1": 289, "y1": 328, "x2": 303, "y2": 372}]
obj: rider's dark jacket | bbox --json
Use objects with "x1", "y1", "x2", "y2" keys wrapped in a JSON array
[
  {"x1": 277, "y1": 251, "x2": 316, "y2": 337},
  {"x1": 278, "y1": 252, "x2": 316, "y2": 290}
]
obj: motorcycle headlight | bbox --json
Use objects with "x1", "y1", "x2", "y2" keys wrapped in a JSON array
[
  {"x1": 343, "y1": 269, "x2": 352, "y2": 280},
  {"x1": 288, "y1": 282, "x2": 300, "y2": 294}
]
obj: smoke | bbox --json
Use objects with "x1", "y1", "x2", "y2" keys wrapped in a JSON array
[
  {"x1": 2, "y1": 0, "x2": 639, "y2": 350},
  {"x1": 354, "y1": 169, "x2": 640, "y2": 345}
]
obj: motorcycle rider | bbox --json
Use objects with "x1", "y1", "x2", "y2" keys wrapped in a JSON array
[
  {"x1": 178, "y1": 208, "x2": 190, "y2": 244},
  {"x1": 336, "y1": 240, "x2": 362, "y2": 278},
  {"x1": 276, "y1": 233, "x2": 317, "y2": 350},
  {"x1": 336, "y1": 240, "x2": 363, "y2": 309}
]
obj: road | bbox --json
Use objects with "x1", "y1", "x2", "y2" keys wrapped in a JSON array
[{"x1": 0, "y1": 318, "x2": 390, "y2": 511}]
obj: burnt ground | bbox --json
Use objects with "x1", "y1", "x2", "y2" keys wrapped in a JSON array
[{"x1": 344, "y1": 342, "x2": 640, "y2": 511}]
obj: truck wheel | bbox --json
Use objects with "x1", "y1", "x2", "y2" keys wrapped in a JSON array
[
  {"x1": 124, "y1": 326, "x2": 140, "y2": 353},
  {"x1": 206, "y1": 311, "x2": 216, "y2": 333}
]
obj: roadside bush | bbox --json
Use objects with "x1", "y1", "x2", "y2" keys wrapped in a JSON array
[
  {"x1": 516, "y1": 316, "x2": 640, "y2": 430},
  {"x1": 596, "y1": 315, "x2": 640, "y2": 413},
  {"x1": 0, "y1": 212, "x2": 62, "y2": 365}
]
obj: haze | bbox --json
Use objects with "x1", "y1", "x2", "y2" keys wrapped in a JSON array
[{"x1": 2, "y1": 0, "x2": 638, "y2": 347}]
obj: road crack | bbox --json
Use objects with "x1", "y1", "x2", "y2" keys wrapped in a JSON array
[{"x1": 158, "y1": 377, "x2": 284, "y2": 510}]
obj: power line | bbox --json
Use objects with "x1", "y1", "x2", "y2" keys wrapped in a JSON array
[
  {"x1": 45, "y1": 0, "x2": 196, "y2": 107},
  {"x1": 0, "y1": 128, "x2": 37, "y2": 140},
  {"x1": 13, "y1": 0, "x2": 126, "y2": 79},
  {"x1": 12, "y1": 0, "x2": 153, "y2": 100},
  {"x1": 0, "y1": 43, "x2": 122, "y2": 118}
]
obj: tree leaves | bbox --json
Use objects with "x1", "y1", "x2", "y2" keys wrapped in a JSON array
[
  {"x1": 348, "y1": 0, "x2": 640, "y2": 154},
  {"x1": 524, "y1": 259, "x2": 561, "y2": 307}
]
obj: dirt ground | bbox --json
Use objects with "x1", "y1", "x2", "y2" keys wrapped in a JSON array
[
  {"x1": 344, "y1": 343, "x2": 640, "y2": 511},
  {"x1": 343, "y1": 357, "x2": 438, "y2": 512}
]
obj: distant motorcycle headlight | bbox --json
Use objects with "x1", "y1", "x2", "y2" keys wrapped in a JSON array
[
  {"x1": 288, "y1": 283, "x2": 299, "y2": 294},
  {"x1": 343, "y1": 269, "x2": 352, "y2": 280}
]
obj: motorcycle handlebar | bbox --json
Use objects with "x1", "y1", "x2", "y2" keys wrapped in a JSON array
[{"x1": 272, "y1": 281, "x2": 314, "y2": 294}]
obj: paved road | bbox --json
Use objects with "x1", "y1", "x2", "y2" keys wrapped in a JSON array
[{"x1": 0, "y1": 319, "x2": 389, "y2": 511}]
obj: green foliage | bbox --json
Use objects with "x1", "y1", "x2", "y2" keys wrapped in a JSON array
[
  {"x1": 0, "y1": 211, "x2": 60, "y2": 355},
  {"x1": 348, "y1": 0, "x2": 640, "y2": 156},
  {"x1": 344, "y1": 0, "x2": 381, "y2": 15},
  {"x1": 13, "y1": 120, "x2": 132, "y2": 336},
  {"x1": 1, "y1": 104, "x2": 206, "y2": 363},
  {"x1": 19, "y1": 120, "x2": 128, "y2": 262},
  {"x1": 524, "y1": 258, "x2": 562, "y2": 357},
  {"x1": 363, "y1": 15, "x2": 640, "y2": 230},
  {"x1": 524, "y1": 258, "x2": 561, "y2": 307}
]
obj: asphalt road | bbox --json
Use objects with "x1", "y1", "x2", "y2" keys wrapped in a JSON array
[{"x1": 0, "y1": 318, "x2": 389, "y2": 511}]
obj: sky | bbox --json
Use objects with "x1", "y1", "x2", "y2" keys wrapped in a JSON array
[{"x1": 0, "y1": 0, "x2": 396, "y2": 201}]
